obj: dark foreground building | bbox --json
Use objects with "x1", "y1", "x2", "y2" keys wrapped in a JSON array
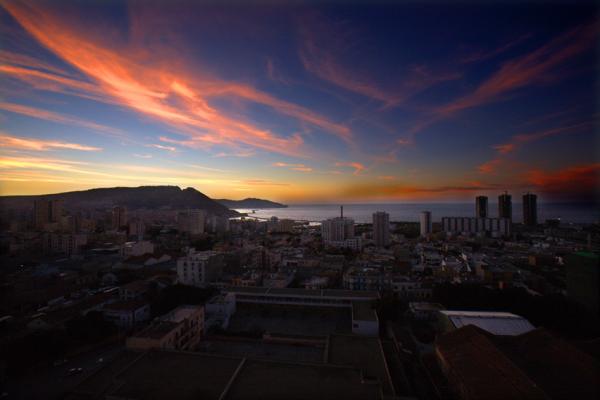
[
  {"x1": 65, "y1": 334, "x2": 396, "y2": 400},
  {"x1": 432, "y1": 325, "x2": 599, "y2": 400}
]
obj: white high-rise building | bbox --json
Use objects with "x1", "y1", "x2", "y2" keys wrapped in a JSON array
[
  {"x1": 177, "y1": 249, "x2": 224, "y2": 287},
  {"x1": 321, "y1": 207, "x2": 361, "y2": 249},
  {"x1": 420, "y1": 211, "x2": 432, "y2": 237},
  {"x1": 372, "y1": 211, "x2": 390, "y2": 247},
  {"x1": 321, "y1": 217, "x2": 355, "y2": 242}
]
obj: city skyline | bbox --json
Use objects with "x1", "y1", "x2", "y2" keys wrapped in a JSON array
[{"x1": 0, "y1": 1, "x2": 598, "y2": 203}]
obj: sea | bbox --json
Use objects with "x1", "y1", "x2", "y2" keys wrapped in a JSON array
[{"x1": 234, "y1": 203, "x2": 599, "y2": 224}]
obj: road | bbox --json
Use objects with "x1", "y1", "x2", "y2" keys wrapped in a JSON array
[{"x1": 3, "y1": 343, "x2": 123, "y2": 400}]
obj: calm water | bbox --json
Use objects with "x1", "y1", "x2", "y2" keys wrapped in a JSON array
[{"x1": 235, "y1": 203, "x2": 599, "y2": 224}]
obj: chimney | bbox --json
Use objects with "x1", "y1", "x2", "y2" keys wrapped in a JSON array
[{"x1": 341, "y1": 205, "x2": 343, "y2": 218}]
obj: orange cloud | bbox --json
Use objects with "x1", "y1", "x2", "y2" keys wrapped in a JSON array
[
  {"x1": 477, "y1": 158, "x2": 502, "y2": 174},
  {"x1": 241, "y1": 179, "x2": 290, "y2": 187},
  {"x1": 0, "y1": 133, "x2": 102, "y2": 151},
  {"x1": 524, "y1": 163, "x2": 600, "y2": 201},
  {"x1": 272, "y1": 161, "x2": 313, "y2": 172},
  {"x1": 341, "y1": 181, "x2": 500, "y2": 201},
  {"x1": 2, "y1": 1, "x2": 351, "y2": 157},
  {"x1": 335, "y1": 161, "x2": 366, "y2": 175},
  {"x1": 478, "y1": 121, "x2": 592, "y2": 173}
]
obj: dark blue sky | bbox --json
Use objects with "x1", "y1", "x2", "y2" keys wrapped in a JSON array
[{"x1": 0, "y1": 0, "x2": 598, "y2": 202}]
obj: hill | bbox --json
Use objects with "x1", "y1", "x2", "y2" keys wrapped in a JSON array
[
  {"x1": 217, "y1": 197, "x2": 287, "y2": 209},
  {"x1": 0, "y1": 186, "x2": 237, "y2": 216}
]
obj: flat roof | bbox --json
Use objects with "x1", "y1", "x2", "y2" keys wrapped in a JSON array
[
  {"x1": 225, "y1": 287, "x2": 379, "y2": 300},
  {"x1": 327, "y1": 334, "x2": 395, "y2": 396},
  {"x1": 103, "y1": 298, "x2": 148, "y2": 312},
  {"x1": 352, "y1": 301, "x2": 378, "y2": 322},
  {"x1": 68, "y1": 349, "x2": 386, "y2": 400},
  {"x1": 440, "y1": 310, "x2": 535, "y2": 336},
  {"x1": 223, "y1": 359, "x2": 381, "y2": 400},
  {"x1": 133, "y1": 321, "x2": 180, "y2": 339},
  {"x1": 166, "y1": 305, "x2": 202, "y2": 323},
  {"x1": 436, "y1": 325, "x2": 548, "y2": 400}
]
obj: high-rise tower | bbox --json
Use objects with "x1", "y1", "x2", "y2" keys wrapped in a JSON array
[
  {"x1": 475, "y1": 196, "x2": 488, "y2": 218},
  {"x1": 523, "y1": 193, "x2": 538, "y2": 226},
  {"x1": 498, "y1": 192, "x2": 512, "y2": 221}
]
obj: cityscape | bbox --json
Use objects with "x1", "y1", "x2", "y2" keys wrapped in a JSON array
[{"x1": 1, "y1": 1, "x2": 599, "y2": 400}]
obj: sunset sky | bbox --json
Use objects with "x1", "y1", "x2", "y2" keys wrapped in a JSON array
[{"x1": 0, "y1": 0, "x2": 598, "y2": 203}]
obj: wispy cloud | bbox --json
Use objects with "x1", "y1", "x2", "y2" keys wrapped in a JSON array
[
  {"x1": 2, "y1": 1, "x2": 351, "y2": 157},
  {"x1": 272, "y1": 161, "x2": 313, "y2": 172},
  {"x1": 266, "y1": 57, "x2": 290, "y2": 85},
  {"x1": 460, "y1": 34, "x2": 532, "y2": 64},
  {"x1": 335, "y1": 161, "x2": 366, "y2": 175},
  {"x1": 298, "y1": 15, "x2": 460, "y2": 108},
  {"x1": 241, "y1": 179, "x2": 290, "y2": 186},
  {"x1": 411, "y1": 22, "x2": 597, "y2": 134},
  {"x1": 478, "y1": 121, "x2": 593, "y2": 174},
  {"x1": 0, "y1": 102, "x2": 128, "y2": 139},
  {"x1": 0, "y1": 132, "x2": 101, "y2": 151},
  {"x1": 147, "y1": 143, "x2": 178, "y2": 152},
  {"x1": 524, "y1": 163, "x2": 600, "y2": 202}
]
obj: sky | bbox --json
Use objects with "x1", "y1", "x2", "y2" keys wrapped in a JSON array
[{"x1": 0, "y1": 0, "x2": 598, "y2": 203}]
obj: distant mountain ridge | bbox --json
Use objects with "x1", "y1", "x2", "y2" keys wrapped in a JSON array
[
  {"x1": 0, "y1": 186, "x2": 237, "y2": 216},
  {"x1": 217, "y1": 197, "x2": 287, "y2": 209}
]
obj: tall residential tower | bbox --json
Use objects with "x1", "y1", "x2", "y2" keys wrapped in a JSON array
[
  {"x1": 372, "y1": 211, "x2": 390, "y2": 247},
  {"x1": 498, "y1": 192, "x2": 512, "y2": 221},
  {"x1": 523, "y1": 193, "x2": 538, "y2": 226},
  {"x1": 475, "y1": 196, "x2": 488, "y2": 218}
]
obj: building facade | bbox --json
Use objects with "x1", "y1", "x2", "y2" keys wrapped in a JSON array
[
  {"x1": 177, "y1": 249, "x2": 224, "y2": 287},
  {"x1": 441, "y1": 217, "x2": 511, "y2": 237},
  {"x1": 372, "y1": 211, "x2": 390, "y2": 247},
  {"x1": 420, "y1": 211, "x2": 432, "y2": 237},
  {"x1": 34, "y1": 199, "x2": 62, "y2": 231},
  {"x1": 127, "y1": 305, "x2": 204, "y2": 351},
  {"x1": 498, "y1": 192, "x2": 512, "y2": 220},
  {"x1": 475, "y1": 196, "x2": 488, "y2": 218},
  {"x1": 523, "y1": 193, "x2": 538, "y2": 226},
  {"x1": 112, "y1": 206, "x2": 128, "y2": 230}
]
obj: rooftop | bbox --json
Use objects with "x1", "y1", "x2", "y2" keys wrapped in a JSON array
[
  {"x1": 326, "y1": 334, "x2": 395, "y2": 396},
  {"x1": 440, "y1": 310, "x2": 535, "y2": 336},
  {"x1": 68, "y1": 348, "x2": 387, "y2": 400},
  {"x1": 103, "y1": 298, "x2": 148, "y2": 312},
  {"x1": 225, "y1": 287, "x2": 379, "y2": 300},
  {"x1": 352, "y1": 301, "x2": 378, "y2": 322},
  {"x1": 436, "y1": 325, "x2": 548, "y2": 400}
]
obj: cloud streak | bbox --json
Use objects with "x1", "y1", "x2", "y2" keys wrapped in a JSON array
[
  {"x1": 335, "y1": 161, "x2": 366, "y2": 175},
  {"x1": 299, "y1": 15, "x2": 460, "y2": 108},
  {"x1": 0, "y1": 101, "x2": 128, "y2": 139},
  {"x1": 411, "y1": 22, "x2": 597, "y2": 134},
  {"x1": 2, "y1": 1, "x2": 351, "y2": 157},
  {"x1": 0, "y1": 132, "x2": 102, "y2": 151},
  {"x1": 478, "y1": 121, "x2": 593, "y2": 174}
]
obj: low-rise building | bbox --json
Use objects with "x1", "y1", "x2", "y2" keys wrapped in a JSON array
[
  {"x1": 437, "y1": 310, "x2": 535, "y2": 336},
  {"x1": 120, "y1": 240, "x2": 154, "y2": 258},
  {"x1": 351, "y1": 301, "x2": 379, "y2": 336},
  {"x1": 177, "y1": 249, "x2": 224, "y2": 287},
  {"x1": 127, "y1": 305, "x2": 204, "y2": 351},
  {"x1": 205, "y1": 293, "x2": 236, "y2": 330},
  {"x1": 103, "y1": 299, "x2": 151, "y2": 329}
]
